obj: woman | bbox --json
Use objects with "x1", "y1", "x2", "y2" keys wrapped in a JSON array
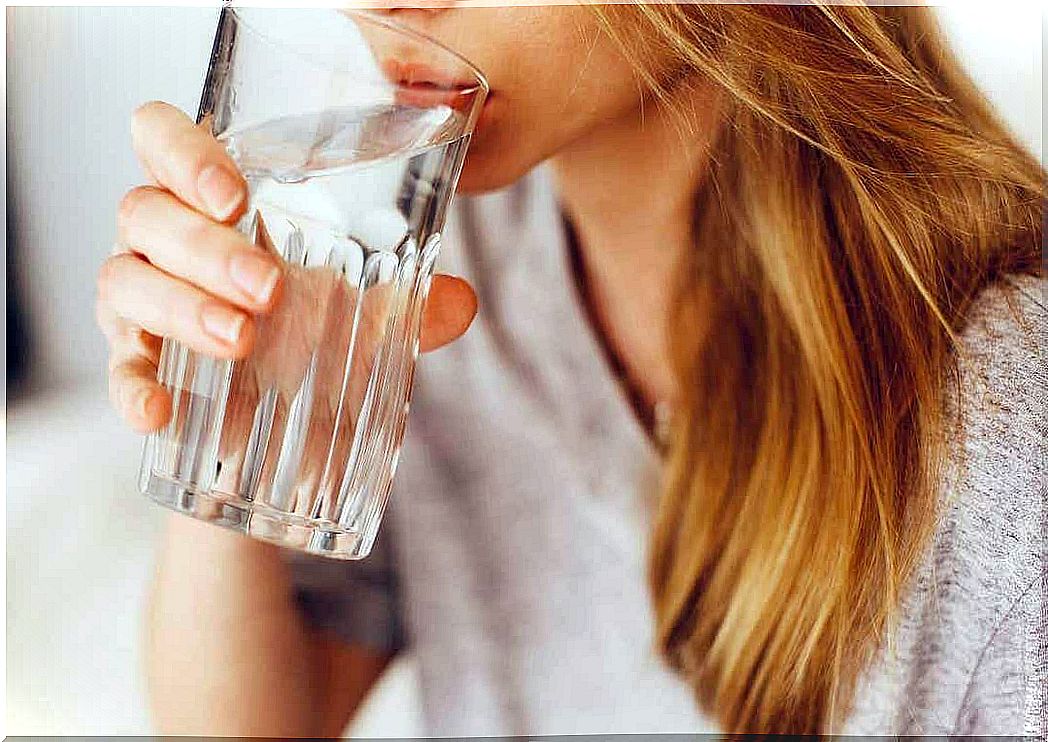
[{"x1": 96, "y1": 4, "x2": 1045, "y2": 736}]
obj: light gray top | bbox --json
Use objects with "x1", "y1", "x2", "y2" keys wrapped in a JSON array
[{"x1": 287, "y1": 164, "x2": 1047, "y2": 736}]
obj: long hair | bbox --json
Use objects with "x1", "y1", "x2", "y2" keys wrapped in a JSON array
[{"x1": 592, "y1": 4, "x2": 1044, "y2": 733}]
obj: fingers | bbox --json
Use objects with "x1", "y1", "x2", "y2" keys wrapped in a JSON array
[
  {"x1": 97, "y1": 301, "x2": 162, "y2": 366},
  {"x1": 99, "y1": 259, "x2": 475, "y2": 436},
  {"x1": 130, "y1": 101, "x2": 246, "y2": 223},
  {"x1": 117, "y1": 185, "x2": 282, "y2": 313},
  {"x1": 109, "y1": 354, "x2": 172, "y2": 433},
  {"x1": 419, "y1": 274, "x2": 477, "y2": 352},
  {"x1": 98, "y1": 252, "x2": 256, "y2": 360}
]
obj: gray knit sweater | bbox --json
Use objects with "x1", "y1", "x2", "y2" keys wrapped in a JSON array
[
  {"x1": 844, "y1": 270, "x2": 1046, "y2": 735},
  {"x1": 287, "y1": 164, "x2": 1047, "y2": 736}
]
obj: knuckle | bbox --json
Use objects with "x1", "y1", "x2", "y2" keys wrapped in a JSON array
[
  {"x1": 182, "y1": 213, "x2": 218, "y2": 256},
  {"x1": 132, "y1": 99, "x2": 166, "y2": 119},
  {"x1": 130, "y1": 100, "x2": 169, "y2": 134},
  {"x1": 116, "y1": 186, "x2": 154, "y2": 232},
  {"x1": 96, "y1": 256, "x2": 120, "y2": 303},
  {"x1": 130, "y1": 102, "x2": 151, "y2": 131},
  {"x1": 130, "y1": 101, "x2": 162, "y2": 150}
]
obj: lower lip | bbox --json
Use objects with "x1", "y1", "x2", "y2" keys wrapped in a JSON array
[
  {"x1": 393, "y1": 84, "x2": 471, "y2": 109},
  {"x1": 393, "y1": 86, "x2": 496, "y2": 134}
]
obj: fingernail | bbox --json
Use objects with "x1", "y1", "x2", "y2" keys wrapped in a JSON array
[
  {"x1": 197, "y1": 165, "x2": 243, "y2": 221},
  {"x1": 230, "y1": 252, "x2": 280, "y2": 305},
  {"x1": 201, "y1": 304, "x2": 246, "y2": 345}
]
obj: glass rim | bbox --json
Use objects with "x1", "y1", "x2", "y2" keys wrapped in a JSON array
[{"x1": 225, "y1": 5, "x2": 490, "y2": 99}]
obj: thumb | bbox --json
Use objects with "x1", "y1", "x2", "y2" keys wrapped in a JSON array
[{"x1": 420, "y1": 274, "x2": 477, "y2": 352}]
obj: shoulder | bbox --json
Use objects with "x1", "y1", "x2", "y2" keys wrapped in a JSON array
[
  {"x1": 940, "y1": 273, "x2": 1046, "y2": 600},
  {"x1": 955, "y1": 273, "x2": 1046, "y2": 399},
  {"x1": 948, "y1": 274, "x2": 1046, "y2": 725},
  {"x1": 951, "y1": 273, "x2": 1046, "y2": 484},
  {"x1": 935, "y1": 274, "x2": 1045, "y2": 731},
  {"x1": 948, "y1": 272, "x2": 1046, "y2": 557},
  {"x1": 847, "y1": 276, "x2": 1046, "y2": 735}
]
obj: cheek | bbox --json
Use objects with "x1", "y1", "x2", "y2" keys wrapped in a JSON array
[
  {"x1": 444, "y1": 9, "x2": 645, "y2": 193},
  {"x1": 455, "y1": 70, "x2": 642, "y2": 194}
]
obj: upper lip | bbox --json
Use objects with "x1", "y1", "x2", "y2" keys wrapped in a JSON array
[{"x1": 382, "y1": 60, "x2": 479, "y2": 91}]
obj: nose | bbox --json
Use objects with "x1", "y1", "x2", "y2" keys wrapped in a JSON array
[{"x1": 370, "y1": 3, "x2": 452, "y2": 44}]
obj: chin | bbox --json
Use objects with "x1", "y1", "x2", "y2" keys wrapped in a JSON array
[
  {"x1": 451, "y1": 99, "x2": 549, "y2": 195},
  {"x1": 455, "y1": 167, "x2": 505, "y2": 195},
  {"x1": 454, "y1": 148, "x2": 540, "y2": 195}
]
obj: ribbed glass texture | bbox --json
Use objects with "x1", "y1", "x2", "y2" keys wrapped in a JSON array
[{"x1": 138, "y1": 7, "x2": 486, "y2": 559}]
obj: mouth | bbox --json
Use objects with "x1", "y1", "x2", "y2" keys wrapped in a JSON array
[
  {"x1": 393, "y1": 83, "x2": 473, "y2": 110},
  {"x1": 383, "y1": 60, "x2": 493, "y2": 132},
  {"x1": 385, "y1": 60, "x2": 479, "y2": 91}
]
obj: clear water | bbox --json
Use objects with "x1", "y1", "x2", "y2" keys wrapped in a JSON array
[{"x1": 143, "y1": 103, "x2": 469, "y2": 557}]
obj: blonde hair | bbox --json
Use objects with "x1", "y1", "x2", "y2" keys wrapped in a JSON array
[{"x1": 593, "y1": 4, "x2": 1044, "y2": 733}]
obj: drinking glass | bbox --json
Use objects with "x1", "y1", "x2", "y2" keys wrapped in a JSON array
[{"x1": 138, "y1": 6, "x2": 488, "y2": 559}]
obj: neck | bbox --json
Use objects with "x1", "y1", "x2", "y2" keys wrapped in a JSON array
[{"x1": 549, "y1": 85, "x2": 721, "y2": 415}]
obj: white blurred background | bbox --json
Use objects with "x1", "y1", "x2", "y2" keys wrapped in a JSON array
[{"x1": 5, "y1": 4, "x2": 1044, "y2": 736}]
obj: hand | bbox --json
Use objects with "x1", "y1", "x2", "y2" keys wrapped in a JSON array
[{"x1": 97, "y1": 101, "x2": 477, "y2": 445}]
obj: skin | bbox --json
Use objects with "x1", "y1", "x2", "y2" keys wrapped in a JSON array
[
  {"x1": 422, "y1": 4, "x2": 722, "y2": 409},
  {"x1": 96, "y1": 6, "x2": 721, "y2": 735}
]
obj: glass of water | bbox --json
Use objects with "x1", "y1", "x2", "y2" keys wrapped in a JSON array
[{"x1": 138, "y1": 7, "x2": 488, "y2": 559}]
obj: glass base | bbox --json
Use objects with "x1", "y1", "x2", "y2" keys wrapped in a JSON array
[{"x1": 141, "y1": 469, "x2": 371, "y2": 559}]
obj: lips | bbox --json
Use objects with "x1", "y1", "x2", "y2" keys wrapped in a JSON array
[
  {"x1": 383, "y1": 59, "x2": 484, "y2": 110},
  {"x1": 384, "y1": 60, "x2": 467, "y2": 88},
  {"x1": 394, "y1": 82, "x2": 470, "y2": 109}
]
